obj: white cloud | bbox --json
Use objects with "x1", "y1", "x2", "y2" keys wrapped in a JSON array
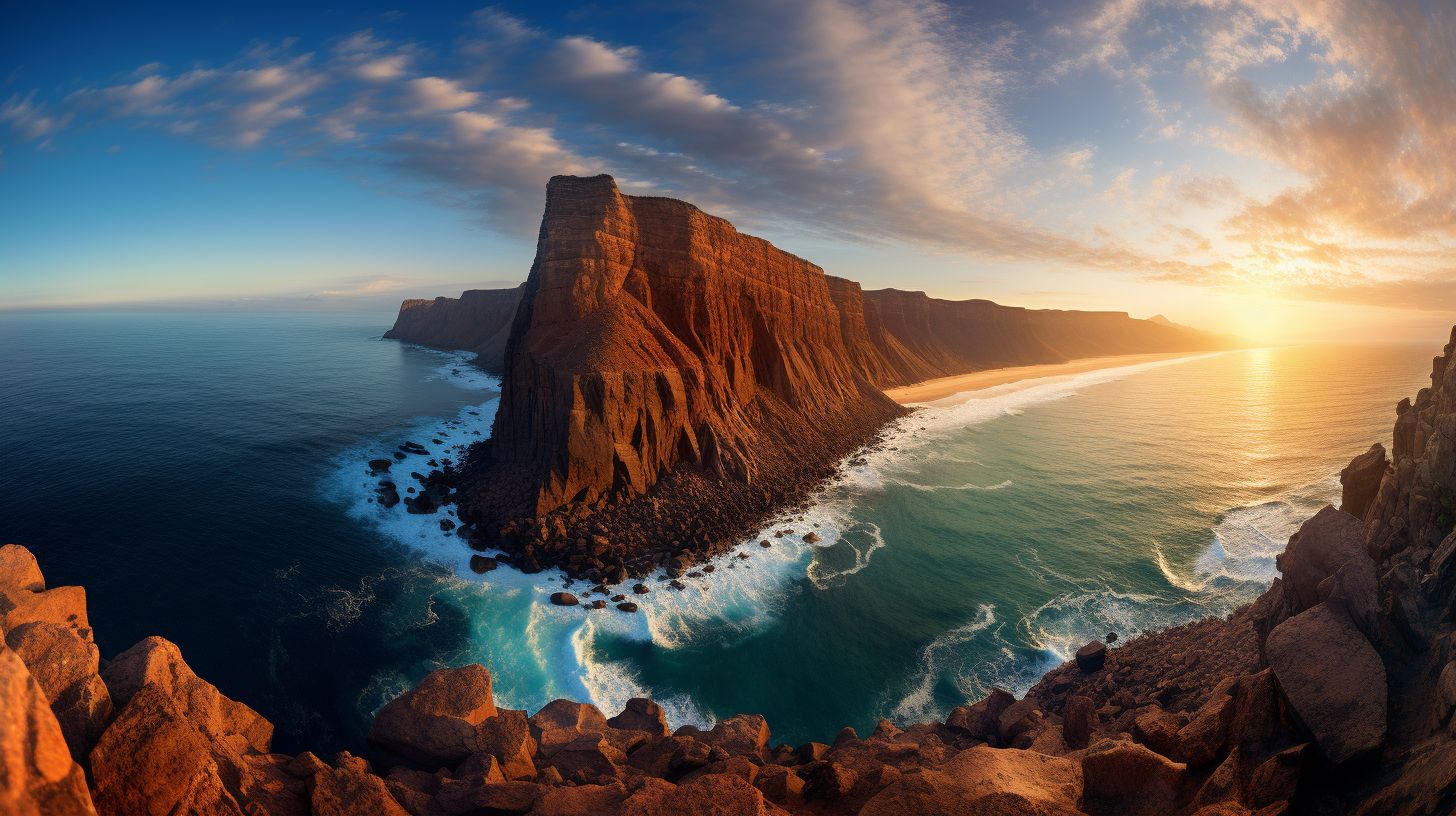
[{"x1": 408, "y1": 77, "x2": 480, "y2": 112}]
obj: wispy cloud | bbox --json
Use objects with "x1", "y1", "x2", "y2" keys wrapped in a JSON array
[{"x1": 2, "y1": 0, "x2": 1451, "y2": 315}]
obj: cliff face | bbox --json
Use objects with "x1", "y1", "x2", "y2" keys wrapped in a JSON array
[
  {"x1": 457, "y1": 176, "x2": 906, "y2": 576},
  {"x1": 384, "y1": 286, "x2": 524, "y2": 371},
  {"x1": 846, "y1": 287, "x2": 1226, "y2": 388},
  {"x1": 436, "y1": 175, "x2": 1226, "y2": 578}
]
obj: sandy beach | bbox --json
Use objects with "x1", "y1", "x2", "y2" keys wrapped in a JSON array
[{"x1": 882, "y1": 351, "x2": 1206, "y2": 404}]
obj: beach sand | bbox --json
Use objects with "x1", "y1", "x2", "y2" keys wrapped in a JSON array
[{"x1": 882, "y1": 351, "x2": 1204, "y2": 404}]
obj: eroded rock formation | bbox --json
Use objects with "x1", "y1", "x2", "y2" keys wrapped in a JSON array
[
  {"x1": 428, "y1": 176, "x2": 1222, "y2": 579},
  {"x1": 385, "y1": 285, "x2": 524, "y2": 371}
]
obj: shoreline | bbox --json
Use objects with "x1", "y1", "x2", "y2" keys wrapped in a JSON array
[{"x1": 882, "y1": 350, "x2": 1213, "y2": 404}]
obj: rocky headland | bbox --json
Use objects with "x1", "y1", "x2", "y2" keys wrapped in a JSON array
[
  {"x1": 384, "y1": 286, "x2": 525, "y2": 372},
  {"x1": 386, "y1": 175, "x2": 1227, "y2": 582},
  {"x1": 6, "y1": 325, "x2": 1456, "y2": 815}
]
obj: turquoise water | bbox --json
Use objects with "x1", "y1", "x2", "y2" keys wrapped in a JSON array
[{"x1": 0, "y1": 311, "x2": 1438, "y2": 751}]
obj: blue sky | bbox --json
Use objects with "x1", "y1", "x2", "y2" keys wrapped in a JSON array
[{"x1": 3, "y1": 1, "x2": 1454, "y2": 341}]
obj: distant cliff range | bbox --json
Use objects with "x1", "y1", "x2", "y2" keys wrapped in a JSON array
[{"x1": 384, "y1": 175, "x2": 1231, "y2": 579}]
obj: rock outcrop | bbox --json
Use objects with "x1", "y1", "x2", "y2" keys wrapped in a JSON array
[
  {"x1": 384, "y1": 285, "x2": 524, "y2": 371},
  {"x1": 455, "y1": 175, "x2": 910, "y2": 578},
  {"x1": 6, "y1": 326, "x2": 1456, "y2": 815},
  {"x1": 431, "y1": 175, "x2": 1223, "y2": 579}
]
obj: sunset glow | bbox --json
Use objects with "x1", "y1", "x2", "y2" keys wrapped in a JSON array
[{"x1": 3, "y1": 1, "x2": 1455, "y2": 343}]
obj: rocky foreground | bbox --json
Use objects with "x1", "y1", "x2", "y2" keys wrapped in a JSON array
[
  {"x1": 6, "y1": 328, "x2": 1456, "y2": 815},
  {"x1": 388, "y1": 174, "x2": 1226, "y2": 582}
]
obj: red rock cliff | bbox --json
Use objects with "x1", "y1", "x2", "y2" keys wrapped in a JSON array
[
  {"x1": 385, "y1": 286, "x2": 524, "y2": 371},
  {"x1": 459, "y1": 175, "x2": 905, "y2": 576}
]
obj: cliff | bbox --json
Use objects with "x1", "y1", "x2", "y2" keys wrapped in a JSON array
[
  {"x1": 384, "y1": 286, "x2": 524, "y2": 371},
  {"x1": 436, "y1": 176, "x2": 1222, "y2": 579},
  {"x1": 455, "y1": 175, "x2": 907, "y2": 578},
  {"x1": 7, "y1": 326, "x2": 1456, "y2": 816}
]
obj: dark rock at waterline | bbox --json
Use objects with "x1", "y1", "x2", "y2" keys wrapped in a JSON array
[
  {"x1": 469, "y1": 555, "x2": 497, "y2": 573},
  {"x1": 439, "y1": 519, "x2": 456, "y2": 532},
  {"x1": 633, "y1": 583, "x2": 649, "y2": 595},
  {"x1": 376, "y1": 483, "x2": 400, "y2": 508},
  {"x1": 616, "y1": 602, "x2": 638, "y2": 613},
  {"x1": 550, "y1": 592, "x2": 578, "y2": 607},
  {"x1": 669, "y1": 580, "x2": 685, "y2": 590},
  {"x1": 368, "y1": 459, "x2": 392, "y2": 472},
  {"x1": 393, "y1": 451, "x2": 407, "y2": 460},
  {"x1": 803, "y1": 532, "x2": 821, "y2": 544},
  {"x1": 1075, "y1": 641, "x2": 1106, "y2": 673},
  {"x1": 1106, "y1": 632, "x2": 1118, "y2": 644},
  {"x1": 405, "y1": 493, "x2": 437, "y2": 514},
  {"x1": 760, "y1": 540, "x2": 771, "y2": 548},
  {"x1": 611, "y1": 594, "x2": 626, "y2": 602},
  {"x1": 1339, "y1": 443, "x2": 1387, "y2": 522},
  {"x1": 589, "y1": 600, "x2": 606, "y2": 609}
]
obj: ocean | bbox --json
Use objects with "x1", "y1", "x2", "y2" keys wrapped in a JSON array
[{"x1": 0, "y1": 310, "x2": 1439, "y2": 754}]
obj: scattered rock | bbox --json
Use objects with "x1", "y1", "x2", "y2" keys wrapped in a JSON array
[
  {"x1": 1076, "y1": 640, "x2": 1107, "y2": 673},
  {"x1": 549, "y1": 592, "x2": 579, "y2": 607}
]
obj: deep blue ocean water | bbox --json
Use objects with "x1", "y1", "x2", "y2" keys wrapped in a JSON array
[{"x1": 0, "y1": 311, "x2": 1439, "y2": 754}]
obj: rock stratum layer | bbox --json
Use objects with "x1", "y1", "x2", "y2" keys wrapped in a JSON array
[
  {"x1": 7, "y1": 326, "x2": 1456, "y2": 815},
  {"x1": 398, "y1": 175, "x2": 1224, "y2": 579}
]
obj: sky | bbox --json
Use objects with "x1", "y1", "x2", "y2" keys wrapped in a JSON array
[{"x1": 2, "y1": 0, "x2": 1454, "y2": 343}]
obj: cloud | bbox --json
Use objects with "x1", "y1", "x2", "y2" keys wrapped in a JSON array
[
  {"x1": 5, "y1": 0, "x2": 1447, "y2": 313},
  {"x1": 408, "y1": 77, "x2": 480, "y2": 112}
]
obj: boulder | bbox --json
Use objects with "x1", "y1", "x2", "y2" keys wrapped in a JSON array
[
  {"x1": 0, "y1": 583, "x2": 90, "y2": 642},
  {"x1": 1063, "y1": 695, "x2": 1096, "y2": 749},
  {"x1": 621, "y1": 773, "x2": 773, "y2": 816},
  {"x1": 0, "y1": 544, "x2": 45, "y2": 594},
  {"x1": 1081, "y1": 737, "x2": 1186, "y2": 802},
  {"x1": 944, "y1": 687, "x2": 1015, "y2": 740},
  {"x1": 1275, "y1": 507, "x2": 1367, "y2": 614},
  {"x1": 626, "y1": 736, "x2": 711, "y2": 780},
  {"x1": 546, "y1": 734, "x2": 626, "y2": 785},
  {"x1": 549, "y1": 592, "x2": 579, "y2": 607},
  {"x1": 310, "y1": 751, "x2": 407, "y2": 816},
  {"x1": 607, "y1": 697, "x2": 671, "y2": 737},
  {"x1": 1132, "y1": 706, "x2": 1182, "y2": 757},
  {"x1": 1266, "y1": 603, "x2": 1386, "y2": 765},
  {"x1": 91, "y1": 637, "x2": 275, "y2": 816},
  {"x1": 0, "y1": 645, "x2": 96, "y2": 816},
  {"x1": 475, "y1": 709, "x2": 537, "y2": 780},
  {"x1": 1248, "y1": 744, "x2": 1306, "y2": 808},
  {"x1": 1339, "y1": 444, "x2": 1387, "y2": 521},
  {"x1": 534, "y1": 783, "x2": 628, "y2": 816},
  {"x1": 701, "y1": 714, "x2": 771, "y2": 758},
  {"x1": 369, "y1": 664, "x2": 497, "y2": 768},
  {"x1": 529, "y1": 699, "x2": 608, "y2": 737},
  {"x1": 1176, "y1": 692, "x2": 1233, "y2": 767},
  {"x1": 436, "y1": 779, "x2": 540, "y2": 815},
  {"x1": 5, "y1": 621, "x2": 113, "y2": 759},
  {"x1": 755, "y1": 764, "x2": 805, "y2": 805},
  {"x1": 798, "y1": 760, "x2": 857, "y2": 801},
  {"x1": 1076, "y1": 640, "x2": 1107, "y2": 673},
  {"x1": 859, "y1": 745, "x2": 1082, "y2": 816}
]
